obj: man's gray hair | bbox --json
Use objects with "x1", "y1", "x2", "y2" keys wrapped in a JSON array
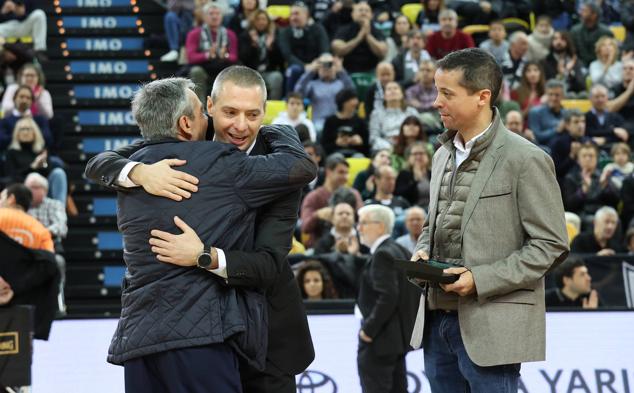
[
  {"x1": 594, "y1": 206, "x2": 618, "y2": 222},
  {"x1": 509, "y1": 31, "x2": 528, "y2": 44},
  {"x1": 439, "y1": 9, "x2": 457, "y2": 20},
  {"x1": 131, "y1": 77, "x2": 196, "y2": 141},
  {"x1": 590, "y1": 83, "x2": 608, "y2": 97},
  {"x1": 545, "y1": 79, "x2": 565, "y2": 91},
  {"x1": 359, "y1": 204, "x2": 395, "y2": 235},
  {"x1": 211, "y1": 65, "x2": 267, "y2": 105},
  {"x1": 25, "y1": 172, "x2": 48, "y2": 190},
  {"x1": 405, "y1": 206, "x2": 426, "y2": 218},
  {"x1": 203, "y1": 2, "x2": 226, "y2": 15}
]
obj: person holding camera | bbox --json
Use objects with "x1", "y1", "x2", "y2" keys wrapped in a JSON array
[
  {"x1": 321, "y1": 88, "x2": 369, "y2": 157},
  {"x1": 0, "y1": 1, "x2": 46, "y2": 55},
  {"x1": 294, "y1": 52, "x2": 354, "y2": 134}
]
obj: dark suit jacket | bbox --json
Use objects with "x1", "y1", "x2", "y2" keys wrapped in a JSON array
[
  {"x1": 357, "y1": 238, "x2": 419, "y2": 356},
  {"x1": 585, "y1": 111, "x2": 625, "y2": 144},
  {"x1": 84, "y1": 128, "x2": 315, "y2": 376}
]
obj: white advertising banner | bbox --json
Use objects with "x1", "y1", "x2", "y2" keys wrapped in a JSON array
[{"x1": 32, "y1": 312, "x2": 634, "y2": 392}]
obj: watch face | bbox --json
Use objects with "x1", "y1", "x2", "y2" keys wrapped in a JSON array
[{"x1": 197, "y1": 253, "x2": 213, "y2": 269}]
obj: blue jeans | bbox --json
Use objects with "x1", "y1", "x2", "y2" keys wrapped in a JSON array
[
  {"x1": 285, "y1": 64, "x2": 304, "y2": 96},
  {"x1": 47, "y1": 167, "x2": 67, "y2": 205},
  {"x1": 164, "y1": 10, "x2": 193, "y2": 51},
  {"x1": 423, "y1": 311, "x2": 521, "y2": 393}
]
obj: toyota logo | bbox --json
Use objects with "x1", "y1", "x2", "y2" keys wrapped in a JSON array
[{"x1": 296, "y1": 370, "x2": 337, "y2": 393}]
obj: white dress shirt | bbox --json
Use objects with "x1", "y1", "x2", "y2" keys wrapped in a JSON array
[{"x1": 452, "y1": 122, "x2": 493, "y2": 168}]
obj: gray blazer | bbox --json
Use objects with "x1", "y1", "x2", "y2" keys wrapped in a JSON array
[{"x1": 414, "y1": 108, "x2": 569, "y2": 367}]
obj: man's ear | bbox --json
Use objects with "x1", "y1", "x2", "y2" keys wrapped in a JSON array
[
  {"x1": 207, "y1": 96, "x2": 214, "y2": 115},
  {"x1": 177, "y1": 115, "x2": 194, "y2": 141},
  {"x1": 478, "y1": 89, "x2": 492, "y2": 108}
]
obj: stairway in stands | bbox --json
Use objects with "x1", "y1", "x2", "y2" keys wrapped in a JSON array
[{"x1": 42, "y1": 0, "x2": 178, "y2": 317}]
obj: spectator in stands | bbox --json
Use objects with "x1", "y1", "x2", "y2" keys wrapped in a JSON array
[
  {"x1": 228, "y1": 0, "x2": 259, "y2": 37},
  {"x1": 385, "y1": 15, "x2": 414, "y2": 62},
  {"x1": 526, "y1": 15, "x2": 554, "y2": 63},
  {"x1": 479, "y1": 20, "x2": 508, "y2": 65},
  {"x1": 591, "y1": 0, "x2": 621, "y2": 25},
  {"x1": 449, "y1": 0, "x2": 501, "y2": 26},
  {"x1": 310, "y1": 0, "x2": 338, "y2": 23},
  {"x1": 353, "y1": 148, "x2": 391, "y2": 200},
  {"x1": 622, "y1": 172, "x2": 634, "y2": 229},
  {"x1": 392, "y1": 30, "x2": 431, "y2": 86},
  {"x1": 1, "y1": 63, "x2": 52, "y2": 119},
  {"x1": 607, "y1": 58, "x2": 634, "y2": 135},
  {"x1": 586, "y1": 84, "x2": 629, "y2": 148},
  {"x1": 301, "y1": 154, "x2": 363, "y2": 247},
  {"x1": 626, "y1": 228, "x2": 634, "y2": 255},
  {"x1": 571, "y1": 206, "x2": 625, "y2": 255},
  {"x1": 294, "y1": 54, "x2": 354, "y2": 133},
  {"x1": 589, "y1": 36, "x2": 623, "y2": 93},
  {"x1": 426, "y1": 9, "x2": 474, "y2": 60},
  {"x1": 600, "y1": 143, "x2": 634, "y2": 191},
  {"x1": 0, "y1": 0, "x2": 46, "y2": 55},
  {"x1": 314, "y1": 201, "x2": 362, "y2": 255},
  {"x1": 545, "y1": 258, "x2": 599, "y2": 309},
  {"x1": 0, "y1": 276, "x2": 13, "y2": 305},
  {"x1": 0, "y1": 183, "x2": 53, "y2": 252},
  {"x1": 394, "y1": 142, "x2": 431, "y2": 208},
  {"x1": 364, "y1": 165, "x2": 410, "y2": 218},
  {"x1": 279, "y1": 1, "x2": 330, "y2": 93},
  {"x1": 160, "y1": 0, "x2": 194, "y2": 62},
  {"x1": 504, "y1": 110, "x2": 536, "y2": 143},
  {"x1": 510, "y1": 61, "x2": 545, "y2": 117},
  {"x1": 405, "y1": 60, "x2": 438, "y2": 114},
  {"x1": 296, "y1": 260, "x2": 339, "y2": 300},
  {"x1": 303, "y1": 141, "x2": 325, "y2": 194},
  {"x1": 549, "y1": 109, "x2": 589, "y2": 181},
  {"x1": 4, "y1": 118, "x2": 67, "y2": 206},
  {"x1": 416, "y1": 0, "x2": 445, "y2": 33},
  {"x1": 570, "y1": 2, "x2": 614, "y2": 67},
  {"x1": 323, "y1": 0, "x2": 353, "y2": 39},
  {"x1": 541, "y1": 30, "x2": 587, "y2": 97},
  {"x1": 501, "y1": 31, "x2": 529, "y2": 89},
  {"x1": 365, "y1": 62, "x2": 395, "y2": 117},
  {"x1": 272, "y1": 92, "x2": 316, "y2": 142},
  {"x1": 391, "y1": 115, "x2": 431, "y2": 171},
  {"x1": 395, "y1": 206, "x2": 425, "y2": 253},
  {"x1": 623, "y1": 1, "x2": 634, "y2": 54},
  {"x1": 563, "y1": 143, "x2": 620, "y2": 220},
  {"x1": 369, "y1": 81, "x2": 419, "y2": 151},
  {"x1": 0, "y1": 85, "x2": 51, "y2": 150},
  {"x1": 528, "y1": 79, "x2": 567, "y2": 145},
  {"x1": 332, "y1": 1, "x2": 388, "y2": 73},
  {"x1": 238, "y1": 9, "x2": 284, "y2": 100},
  {"x1": 186, "y1": 3, "x2": 238, "y2": 102},
  {"x1": 321, "y1": 88, "x2": 369, "y2": 157}
]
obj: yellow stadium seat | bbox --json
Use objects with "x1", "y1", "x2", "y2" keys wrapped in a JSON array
[
  {"x1": 462, "y1": 24, "x2": 489, "y2": 36},
  {"x1": 503, "y1": 17, "x2": 530, "y2": 31},
  {"x1": 529, "y1": 12, "x2": 535, "y2": 31},
  {"x1": 401, "y1": 3, "x2": 423, "y2": 26},
  {"x1": 358, "y1": 102, "x2": 366, "y2": 119},
  {"x1": 562, "y1": 99, "x2": 592, "y2": 113},
  {"x1": 5, "y1": 36, "x2": 32, "y2": 44},
  {"x1": 266, "y1": 5, "x2": 291, "y2": 20},
  {"x1": 346, "y1": 157, "x2": 371, "y2": 187},
  {"x1": 263, "y1": 100, "x2": 286, "y2": 125},
  {"x1": 566, "y1": 222, "x2": 579, "y2": 245},
  {"x1": 611, "y1": 25, "x2": 626, "y2": 43}
]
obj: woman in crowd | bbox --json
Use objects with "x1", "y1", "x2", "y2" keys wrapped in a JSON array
[
  {"x1": 237, "y1": 9, "x2": 284, "y2": 99},
  {"x1": 321, "y1": 88, "x2": 369, "y2": 157},
  {"x1": 228, "y1": 0, "x2": 260, "y2": 37},
  {"x1": 416, "y1": 0, "x2": 444, "y2": 34},
  {"x1": 395, "y1": 142, "x2": 431, "y2": 208},
  {"x1": 589, "y1": 36, "x2": 623, "y2": 93},
  {"x1": 369, "y1": 81, "x2": 419, "y2": 151},
  {"x1": 4, "y1": 118, "x2": 67, "y2": 204},
  {"x1": 511, "y1": 61, "x2": 546, "y2": 117},
  {"x1": 296, "y1": 260, "x2": 339, "y2": 300},
  {"x1": 353, "y1": 148, "x2": 391, "y2": 200},
  {"x1": 2, "y1": 63, "x2": 53, "y2": 119},
  {"x1": 385, "y1": 14, "x2": 413, "y2": 61},
  {"x1": 391, "y1": 115, "x2": 432, "y2": 172}
]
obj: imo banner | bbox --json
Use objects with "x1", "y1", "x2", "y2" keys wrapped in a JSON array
[{"x1": 32, "y1": 313, "x2": 633, "y2": 392}]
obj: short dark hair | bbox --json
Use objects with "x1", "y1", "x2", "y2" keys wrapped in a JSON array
[
  {"x1": 555, "y1": 257, "x2": 586, "y2": 289},
  {"x1": 436, "y1": 48, "x2": 502, "y2": 108},
  {"x1": 14, "y1": 84, "x2": 33, "y2": 102},
  {"x1": 335, "y1": 88, "x2": 358, "y2": 111},
  {"x1": 329, "y1": 187, "x2": 357, "y2": 208},
  {"x1": 286, "y1": 91, "x2": 303, "y2": 103},
  {"x1": 563, "y1": 109, "x2": 584, "y2": 123},
  {"x1": 325, "y1": 153, "x2": 348, "y2": 171},
  {"x1": 294, "y1": 124, "x2": 311, "y2": 143},
  {"x1": 4, "y1": 183, "x2": 32, "y2": 211}
]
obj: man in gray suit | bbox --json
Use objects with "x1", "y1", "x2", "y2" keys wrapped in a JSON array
[{"x1": 409, "y1": 48, "x2": 569, "y2": 392}]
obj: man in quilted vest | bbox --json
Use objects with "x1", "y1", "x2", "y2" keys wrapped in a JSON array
[{"x1": 409, "y1": 48, "x2": 569, "y2": 393}]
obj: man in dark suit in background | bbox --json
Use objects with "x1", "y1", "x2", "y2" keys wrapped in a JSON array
[
  {"x1": 356, "y1": 204, "x2": 419, "y2": 393},
  {"x1": 84, "y1": 66, "x2": 314, "y2": 393}
]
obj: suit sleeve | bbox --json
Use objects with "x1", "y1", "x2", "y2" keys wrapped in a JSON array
[
  {"x1": 233, "y1": 125, "x2": 317, "y2": 208},
  {"x1": 470, "y1": 151, "x2": 569, "y2": 302},
  {"x1": 84, "y1": 139, "x2": 144, "y2": 188},
  {"x1": 362, "y1": 249, "x2": 400, "y2": 338},
  {"x1": 224, "y1": 191, "x2": 300, "y2": 288}
]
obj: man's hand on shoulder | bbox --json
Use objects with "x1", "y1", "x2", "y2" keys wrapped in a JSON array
[
  {"x1": 150, "y1": 216, "x2": 212, "y2": 267},
  {"x1": 440, "y1": 267, "x2": 476, "y2": 296},
  {"x1": 129, "y1": 159, "x2": 199, "y2": 201}
]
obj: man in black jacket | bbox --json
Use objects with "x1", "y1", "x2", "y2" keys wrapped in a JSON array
[
  {"x1": 356, "y1": 204, "x2": 420, "y2": 393},
  {"x1": 84, "y1": 66, "x2": 315, "y2": 393}
]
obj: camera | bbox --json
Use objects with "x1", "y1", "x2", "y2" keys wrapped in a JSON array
[{"x1": 321, "y1": 61, "x2": 333, "y2": 69}]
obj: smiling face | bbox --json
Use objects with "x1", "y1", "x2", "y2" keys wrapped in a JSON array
[{"x1": 208, "y1": 81, "x2": 265, "y2": 151}]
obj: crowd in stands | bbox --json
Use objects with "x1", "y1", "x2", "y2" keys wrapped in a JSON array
[{"x1": 1, "y1": 0, "x2": 634, "y2": 315}]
